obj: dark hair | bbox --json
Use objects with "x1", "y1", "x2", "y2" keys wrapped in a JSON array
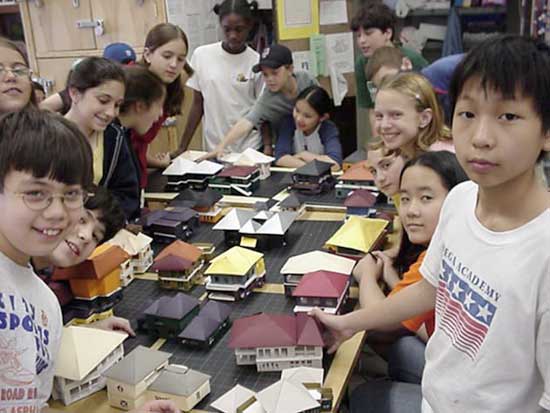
[
  {"x1": 31, "y1": 81, "x2": 45, "y2": 94},
  {"x1": 393, "y1": 151, "x2": 467, "y2": 273},
  {"x1": 214, "y1": 0, "x2": 258, "y2": 21},
  {"x1": 0, "y1": 37, "x2": 36, "y2": 107},
  {"x1": 142, "y1": 23, "x2": 194, "y2": 117},
  {"x1": 449, "y1": 35, "x2": 550, "y2": 132},
  {"x1": 68, "y1": 56, "x2": 126, "y2": 93},
  {"x1": 350, "y1": 2, "x2": 396, "y2": 40},
  {"x1": 365, "y1": 46, "x2": 403, "y2": 81},
  {"x1": 296, "y1": 86, "x2": 332, "y2": 116},
  {"x1": 0, "y1": 109, "x2": 93, "y2": 191},
  {"x1": 119, "y1": 65, "x2": 165, "y2": 114},
  {"x1": 85, "y1": 186, "x2": 125, "y2": 242}
]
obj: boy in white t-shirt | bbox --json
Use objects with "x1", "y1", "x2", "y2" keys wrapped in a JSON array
[
  {"x1": 311, "y1": 35, "x2": 550, "y2": 412},
  {"x1": 0, "y1": 110, "x2": 177, "y2": 413}
]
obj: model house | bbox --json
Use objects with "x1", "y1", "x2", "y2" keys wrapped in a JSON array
[
  {"x1": 335, "y1": 161, "x2": 376, "y2": 199},
  {"x1": 214, "y1": 208, "x2": 298, "y2": 250},
  {"x1": 324, "y1": 216, "x2": 389, "y2": 259},
  {"x1": 141, "y1": 207, "x2": 200, "y2": 243},
  {"x1": 280, "y1": 250, "x2": 356, "y2": 296},
  {"x1": 108, "y1": 229, "x2": 154, "y2": 275},
  {"x1": 211, "y1": 384, "x2": 262, "y2": 413},
  {"x1": 163, "y1": 157, "x2": 223, "y2": 192},
  {"x1": 281, "y1": 367, "x2": 332, "y2": 412},
  {"x1": 179, "y1": 300, "x2": 232, "y2": 347},
  {"x1": 292, "y1": 270, "x2": 351, "y2": 314},
  {"x1": 256, "y1": 378, "x2": 321, "y2": 413},
  {"x1": 221, "y1": 147, "x2": 274, "y2": 179},
  {"x1": 146, "y1": 364, "x2": 211, "y2": 412},
  {"x1": 103, "y1": 345, "x2": 171, "y2": 411},
  {"x1": 169, "y1": 188, "x2": 223, "y2": 223},
  {"x1": 228, "y1": 312, "x2": 324, "y2": 372},
  {"x1": 205, "y1": 246, "x2": 266, "y2": 301},
  {"x1": 290, "y1": 160, "x2": 335, "y2": 194},
  {"x1": 344, "y1": 189, "x2": 378, "y2": 217},
  {"x1": 141, "y1": 292, "x2": 200, "y2": 338},
  {"x1": 152, "y1": 240, "x2": 204, "y2": 291},
  {"x1": 342, "y1": 149, "x2": 366, "y2": 171},
  {"x1": 52, "y1": 326, "x2": 127, "y2": 405},
  {"x1": 209, "y1": 165, "x2": 261, "y2": 196},
  {"x1": 278, "y1": 193, "x2": 306, "y2": 215}
]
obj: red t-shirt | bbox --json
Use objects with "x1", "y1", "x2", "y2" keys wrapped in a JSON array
[
  {"x1": 130, "y1": 114, "x2": 168, "y2": 188},
  {"x1": 388, "y1": 251, "x2": 435, "y2": 337}
]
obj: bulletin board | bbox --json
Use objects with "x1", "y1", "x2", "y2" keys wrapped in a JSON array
[{"x1": 274, "y1": 0, "x2": 357, "y2": 97}]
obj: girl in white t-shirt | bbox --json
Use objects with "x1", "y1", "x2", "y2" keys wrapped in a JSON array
[
  {"x1": 374, "y1": 72, "x2": 454, "y2": 160},
  {"x1": 174, "y1": 0, "x2": 264, "y2": 155}
]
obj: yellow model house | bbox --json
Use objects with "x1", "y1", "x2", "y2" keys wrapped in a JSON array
[
  {"x1": 205, "y1": 246, "x2": 265, "y2": 301},
  {"x1": 324, "y1": 216, "x2": 389, "y2": 258}
]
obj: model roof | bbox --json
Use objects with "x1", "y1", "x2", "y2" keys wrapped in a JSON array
[
  {"x1": 240, "y1": 219, "x2": 262, "y2": 235},
  {"x1": 281, "y1": 367, "x2": 324, "y2": 387},
  {"x1": 344, "y1": 189, "x2": 377, "y2": 208},
  {"x1": 178, "y1": 315, "x2": 221, "y2": 341},
  {"x1": 228, "y1": 313, "x2": 324, "y2": 349},
  {"x1": 148, "y1": 364, "x2": 210, "y2": 396},
  {"x1": 222, "y1": 147, "x2": 275, "y2": 165},
  {"x1": 325, "y1": 216, "x2": 388, "y2": 253},
  {"x1": 108, "y1": 230, "x2": 152, "y2": 256},
  {"x1": 256, "y1": 379, "x2": 319, "y2": 413},
  {"x1": 53, "y1": 244, "x2": 129, "y2": 280},
  {"x1": 162, "y1": 208, "x2": 198, "y2": 222},
  {"x1": 213, "y1": 208, "x2": 257, "y2": 231},
  {"x1": 103, "y1": 345, "x2": 170, "y2": 384},
  {"x1": 55, "y1": 326, "x2": 127, "y2": 381},
  {"x1": 139, "y1": 209, "x2": 165, "y2": 227},
  {"x1": 151, "y1": 255, "x2": 194, "y2": 271},
  {"x1": 211, "y1": 384, "x2": 257, "y2": 413},
  {"x1": 279, "y1": 193, "x2": 304, "y2": 209},
  {"x1": 200, "y1": 300, "x2": 232, "y2": 323},
  {"x1": 163, "y1": 157, "x2": 223, "y2": 176},
  {"x1": 254, "y1": 199, "x2": 277, "y2": 211},
  {"x1": 205, "y1": 246, "x2": 263, "y2": 276},
  {"x1": 294, "y1": 160, "x2": 333, "y2": 177},
  {"x1": 339, "y1": 161, "x2": 374, "y2": 181},
  {"x1": 170, "y1": 188, "x2": 222, "y2": 209},
  {"x1": 155, "y1": 240, "x2": 202, "y2": 263},
  {"x1": 217, "y1": 165, "x2": 259, "y2": 178},
  {"x1": 255, "y1": 211, "x2": 298, "y2": 235},
  {"x1": 292, "y1": 270, "x2": 349, "y2": 299},
  {"x1": 144, "y1": 293, "x2": 199, "y2": 320},
  {"x1": 280, "y1": 250, "x2": 356, "y2": 275}
]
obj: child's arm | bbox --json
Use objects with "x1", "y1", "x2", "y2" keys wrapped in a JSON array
[
  {"x1": 310, "y1": 278, "x2": 436, "y2": 353},
  {"x1": 171, "y1": 90, "x2": 204, "y2": 158},
  {"x1": 261, "y1": 122, "x2": 273, "y2": 156},
  {"x1": 276, "y1": 155, "x2": 306, "y2": 168},
  {"x1": 201, "y1": 118, "x2": 254, "y2": 160},
  {"x1": 39, "y1": 92, "x2": 63, "y2": 112},
  {"x1": 146, "y1": 152, "x2": 170, "y2": 169}
]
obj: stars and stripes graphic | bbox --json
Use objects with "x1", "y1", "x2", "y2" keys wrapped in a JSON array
[{"x1": 435, "y1": 259, "x2": 497, "y2": 360}]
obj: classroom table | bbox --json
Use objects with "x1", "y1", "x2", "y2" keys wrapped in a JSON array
[{"x1": 48, "y1": 167, "x2": 374, "y2": 413}]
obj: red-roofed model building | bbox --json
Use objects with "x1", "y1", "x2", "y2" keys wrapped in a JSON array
[
  {"x1": 344, "y1": 189, "x2": 377, "y2": 217},
  {"x1": 228, "y1": 313, "x2": 324, "y2": 372},
  {"x1": 209, "y1": 165, "x2": 260, "y2": 196},
  {"x1": 335, "y1": 161, "x2": 375, "y2": 199},
  {"x1": 292, "y1": 271, "x2": 351, "y2": 315}
]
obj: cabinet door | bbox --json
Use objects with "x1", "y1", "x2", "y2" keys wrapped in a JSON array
[
  {"x1": 28, "y1": 0, "x2": 96, "y2": 56},
  {"x1": 92, "y1": 0, "x2": 165, "y2": 50}
]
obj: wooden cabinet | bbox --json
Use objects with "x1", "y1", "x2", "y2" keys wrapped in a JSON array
[{"x1": 20, "y1": 0, "x2": 167, "y2": 92}]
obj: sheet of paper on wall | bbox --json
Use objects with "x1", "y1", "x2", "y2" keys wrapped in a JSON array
[
  {"x1": 310, "y1": 34, "x2": 328, "y2": 77},
  {"x1": 257, "y1": 0, "x2": 273, "y2": 9},
  {"x1": 329, "y1": 64, "x2": 348, "y2": 106},
  {"x1": 320, "y1": 0, "x2": 348, "y2": 25},
  {"x1": 325, "y1": 32, "x2": 354, "y2": 74},
  {"x1": 277, "y1": 0, "x2": 320, "y2": 40},
  {"x1": 293, "y1": 51, "x2": 314, "y2": 74}
]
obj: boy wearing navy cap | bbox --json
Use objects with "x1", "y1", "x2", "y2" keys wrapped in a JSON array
[{"x1": 203, "y1": 44, "x2": 319, "y2": 159}]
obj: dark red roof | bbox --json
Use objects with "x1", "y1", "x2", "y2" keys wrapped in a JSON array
[
  {"x1": 218, "y1": 165, "x2": 258, "y2": 178},
  {"x1": 228, "y1": 313, "x2": 324, "y2": 349},
  {"x1": 152, "y1": 255, "x2": 194, "y2": 271},
  {"x1": 292, "y1": 270, "x2": 350, "y2": 299},
  {"x1": 344, "y1": 189, "x2": 377, "y2": 208}
]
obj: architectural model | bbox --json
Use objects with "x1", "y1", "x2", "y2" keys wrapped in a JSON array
[
  {"x1": 335, "y1": 161, "x2": 376, "y2": 199},
  {"x1": 163, "y1": 157, "x2": 223, "y2": 192},
  {"x1": 140, "y1": 207, "x2": 199, "y2": 243},
  {"x1": 292, "y1": 270, "x2": 351, "y2": 314},
  {"x1": 179, "y1": 300, "x2": 232, "y2": 347},
  {"x1": 108, "y1": 229, "x2": 154, "y2": 275},
  {"x1": 141, "y1": 292, "x2": 200, "y2": 338},
  {"x1": 290, "y1": 160, "x2": 336, "y2": 194},
  {"x1": 344, "y1": 189, "x2": 377, "y2": 217},
  {"x1": 169, "y1": 187, "x2": 223, "y2": 223},
  {"x1": 221, "y1": 147, "x2": 275, "y2": 179},
  {"x1": 209, "y1": 165, "x2": 261, "y2": 196},
  {"x1": 152, "y1": 240, "x2": 204, "y2": 291}
]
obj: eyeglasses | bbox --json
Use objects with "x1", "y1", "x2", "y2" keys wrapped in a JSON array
[
  {"x1": 12, "y1": 190, "x2": 90, "y2": 211},
  {"x1": 0, "y1": 64, "x2": 31, "y2": 79}
]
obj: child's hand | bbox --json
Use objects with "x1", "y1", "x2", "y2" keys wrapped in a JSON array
[
  {"x1": 93, "y1": 316, "x2": 136, "y2": 336},
  {"x1": 309, "y1": 308, "x2": 355, "y2": 354},
  {"x1": 200, "y1": 144, "x2": 225, "y2": 161},
  {"x1": 353, "y1": 252, "x2": 383, "y2": 283},
  {"x1": 154, "y1": 152, "x2": 171, "y2": 168},
  {"x1": 372, "y1": 251, "x2": 400, "y2": 288},
  {"x1": 131, "y1": 400, "x2": 178, "y2": 413},
  {"x1": 296, "y1": 151, "x2": 316, "y2": 163},
  {"x1": 263, "y1": 145, "x2": 273, "y2": 156}
]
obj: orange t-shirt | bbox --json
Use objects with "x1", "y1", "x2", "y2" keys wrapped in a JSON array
[{"x1": 388, "y1": 251, "x2": 435, "y2": 336}]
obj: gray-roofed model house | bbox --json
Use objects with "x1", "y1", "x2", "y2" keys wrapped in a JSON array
[
  {"x1": 142, "y1": 293, "x2": 200, "y2": 338},
  {"x1": 290, "y1": 160, "x2": 336, "y2": 195},
  {"x1": 146, "y1": 364, "x2": 211, "y2": 411},
  {"x1": 179, "y1": 300, "x2": 232, "y2": 347},
  {"x1": 103, "y1": 345, "x2": 170, "y2": 410}
]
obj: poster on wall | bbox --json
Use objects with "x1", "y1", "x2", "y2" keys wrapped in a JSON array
[
  {"x1": 276, "y1": 0, "x2": 320, "y2": 40},
  {"x1": 165, "y1": 0, "x2": 221, "y2": 56}
]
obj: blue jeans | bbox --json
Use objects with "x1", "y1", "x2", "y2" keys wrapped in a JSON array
[{"x1": 388, "y1": 335, "x2": 426, "y2": 384}]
